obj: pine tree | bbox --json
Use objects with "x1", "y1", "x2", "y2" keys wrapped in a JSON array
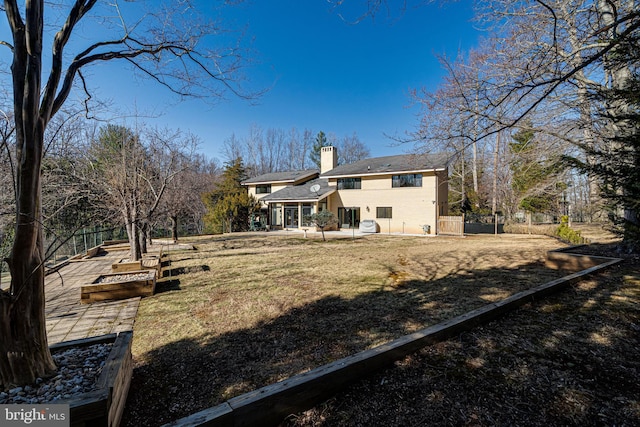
[
  {"x1": 203, "y1": 158, "x2": 258, "y2": 233},
  {"x1": 309, "y1": 131, "x2": 327, "y2": 169},
  {"x1": 509, "y1": 125, "x2": 565, "y2": 215}
]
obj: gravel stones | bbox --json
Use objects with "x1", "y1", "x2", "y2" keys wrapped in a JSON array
[
  {"x1": 95, "y1": 272, "x2": 153, "y2": 283},
  {"x1": 0, "y1": 343, "x2": 112, "y2": 404}
]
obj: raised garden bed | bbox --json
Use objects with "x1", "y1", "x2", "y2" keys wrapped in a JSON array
[
  {"x1": 112, "y1": 256, "x2": 162, "y2": 278},
  {"x1": 52, "y1": 332, "x2": 133, "y2": 427},
  {"x1": 111, "y1": 259, "x2": 144, "y2": 274},
  {"x1": 81, "y1": 270, "x2": 156, "y2": 304}
]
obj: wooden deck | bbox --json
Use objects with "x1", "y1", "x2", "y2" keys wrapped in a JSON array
[{"x1": 45, "y1": 249, "x2": 141, "y2": 345}]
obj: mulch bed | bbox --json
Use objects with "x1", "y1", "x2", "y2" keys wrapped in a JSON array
[{"x1": 284, "y1": 246, "x2": 640, "y2": 426}]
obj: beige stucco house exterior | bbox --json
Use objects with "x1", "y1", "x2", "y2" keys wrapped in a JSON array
[{"x1": 242, "y1": 146, "x2": 449, "y2": 234}]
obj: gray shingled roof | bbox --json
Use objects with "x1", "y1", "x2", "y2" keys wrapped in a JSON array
[
  {"x1": 242, "y1": 169, "x2": 318, "y2": 185},
  {"x1": 260, "y1": 178, "x2": 335, "y2": 202},
  {"x1": 321, "y1": 153, "x2": 449, "y2": 177}
]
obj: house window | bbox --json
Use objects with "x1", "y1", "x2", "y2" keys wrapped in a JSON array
[
  {"x1": 302, "y1": 205, "x2": 314, "y2": 226},
  {"x1": 337, "y1": 178, "x2": 361, "y2": 190},
  {"x1": 376, "y1": 207, "x2": 392, "y2": 218},
  {"x1": 338, "y1": 207, "x2": 360, "y2": 228},
  {"x1": 392, "y1": 173, "x2": 422, "y2": 188},
  {"x1": 256, "y1": 184, "x2": 271, "y2": 194}
]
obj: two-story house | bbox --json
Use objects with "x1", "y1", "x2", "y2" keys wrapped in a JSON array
[{"x1": 242, "y1": 146, "x2": 449, "y2": 234}]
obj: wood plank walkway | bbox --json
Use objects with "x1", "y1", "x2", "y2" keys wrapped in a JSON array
[{"x1": 45, "y1": 249, "x2": 141, "y2": 345}]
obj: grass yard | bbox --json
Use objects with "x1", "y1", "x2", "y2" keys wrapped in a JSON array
[
  {"x1": 286, "y1": 245, "x2": 640, "y2": 427},
  {"x1": 121, "y1": 232, "x2": 568, "y2": 426}
]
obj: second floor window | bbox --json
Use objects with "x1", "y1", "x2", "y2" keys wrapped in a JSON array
[
  {"x1": 337, "y1": 178, "x2": 361, "y2": 190},
  {"x1": 256, "y1": 184, "x2": 271, "y2": 194},
  {"x1": 392, "y1": 173, "x2": 422, "y2": 188}
]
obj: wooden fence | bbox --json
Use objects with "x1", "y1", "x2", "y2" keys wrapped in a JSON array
[{"x1": 438, "y1": 215, "x2": 464, "y2": 236}]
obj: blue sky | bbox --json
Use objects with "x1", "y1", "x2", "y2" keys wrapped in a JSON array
[{"x1": 75, "y1": 1, "x2": 481, "y2": 162}]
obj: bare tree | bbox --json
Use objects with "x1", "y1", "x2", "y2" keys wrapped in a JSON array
[
  {"x1": 408, "y1": 0, "x2": 638, "y2": 233},
  {"x1": 90, "y1": 125, "x2": 198, "y2": 260},
  {"x1": 161, "y1": 151, "x2": 220, "y2": 241},
  {"x1": 0, "y1": 0, "x2": 254, "y2": 388},
  {"x1": 223, "y1": 126, "x2": 318, "y2": 174},
  {"x1": 223, "y1": 133, "x2": 244, "y2": 164},
  {"x1": 336, "y1": 132, "x2": 370, "y2": 164},
  {"x1": 472, "y1": 0, "x2": 639, "y2": 241}
]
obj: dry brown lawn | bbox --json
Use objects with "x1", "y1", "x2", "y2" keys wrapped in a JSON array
[
  {"x1": 122, "y1": 232, "x2": 570, "y2": 426},
  {"x1": 285, "y1": 247, "x2": 639, "y2": 427}
]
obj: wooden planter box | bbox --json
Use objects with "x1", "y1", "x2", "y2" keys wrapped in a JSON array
[
  {"x1": 81, "y1": 270, "x2": 156, "y2": 303},
  {"x1": 50, "y1": 332, "x2": 133, "y2": 427},
  {"x1": 112, "y1": 256, "x2": 161, "y2": 278},
  {"x1": 141, "y1": 256, "x2": 162, "y2": 278},
  {"x1": 111, "y1": 259, "x2": 143, "y2": 274}
]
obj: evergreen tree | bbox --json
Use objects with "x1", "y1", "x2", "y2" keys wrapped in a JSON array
[
  {"x1": 568, "y1": 62, "x2": 640, "y2": 250},
  {"x1": 203, "y1": 158, "x2": 258, "y2": 233},
  {"x1": 509, "y1": 125, "x2": 565, "y2": 214},
  {"x1": 309, "y1": 131, "x2": 327, "y2": 169}
]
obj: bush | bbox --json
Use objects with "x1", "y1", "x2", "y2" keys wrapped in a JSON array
[{"x1": 555, "y1": 216, "x2": 589, "y2": 245}]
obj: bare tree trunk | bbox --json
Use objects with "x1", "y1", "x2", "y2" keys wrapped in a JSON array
[
  {"x1": 492, "y1": 131, "x2": 500, "y2": 215},
  {"x1": 1, "y1": 100, "x2": 56, "y2": 387},
  {"x1": 170, "y1": 215, "x2": 179, "y2": 241},
  {"x1": 472, "y1": 90, "x2": 479, "y2": 201},
  {"x1": 1, "y1": 190, "x2": 56, "y2": 388},
  {"x1": 460, "y1": 147, "x2": 466, "y2": 210},
  {"x1": 138, "y1": 222, "x2": 148, "y2": 255},
  {"x1": 0, "y1": 255, "x2": 55, "y2": 388},
  {"x1": 126, "y1": 219, "x2": 141, "y2": 261},
  {"x1": 0, "y1": 0, "x2": 57, "y2": 387}
]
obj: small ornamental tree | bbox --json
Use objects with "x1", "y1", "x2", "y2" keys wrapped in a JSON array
[{"x1": 304, "y1": 210, "x2": 338, "y2": 241}]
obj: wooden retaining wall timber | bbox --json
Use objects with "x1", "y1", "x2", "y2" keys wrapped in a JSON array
[
  {"x1": 545, "y1": 245, "x2": 613, "y2": 272},
  {"x1": 163, "y1": 254, "x2": 621, "y2": 427}
]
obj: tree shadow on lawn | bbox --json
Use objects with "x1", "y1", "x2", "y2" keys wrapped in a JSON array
[
  {"x1": 121, "y1": 260, "x2": 566, "y2": 427},
  {"x1": 283, "y1": 259, "x2": 640, "y2": 427}
]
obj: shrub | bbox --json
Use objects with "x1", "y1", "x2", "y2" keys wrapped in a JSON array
[{"x1": 556, "y1": 216, "x2": 589, "y2": 245}]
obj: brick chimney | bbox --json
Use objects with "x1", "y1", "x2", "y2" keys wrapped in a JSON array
[{"x1": 321, "y1": 146, "x2": 337, "y2": 174}]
